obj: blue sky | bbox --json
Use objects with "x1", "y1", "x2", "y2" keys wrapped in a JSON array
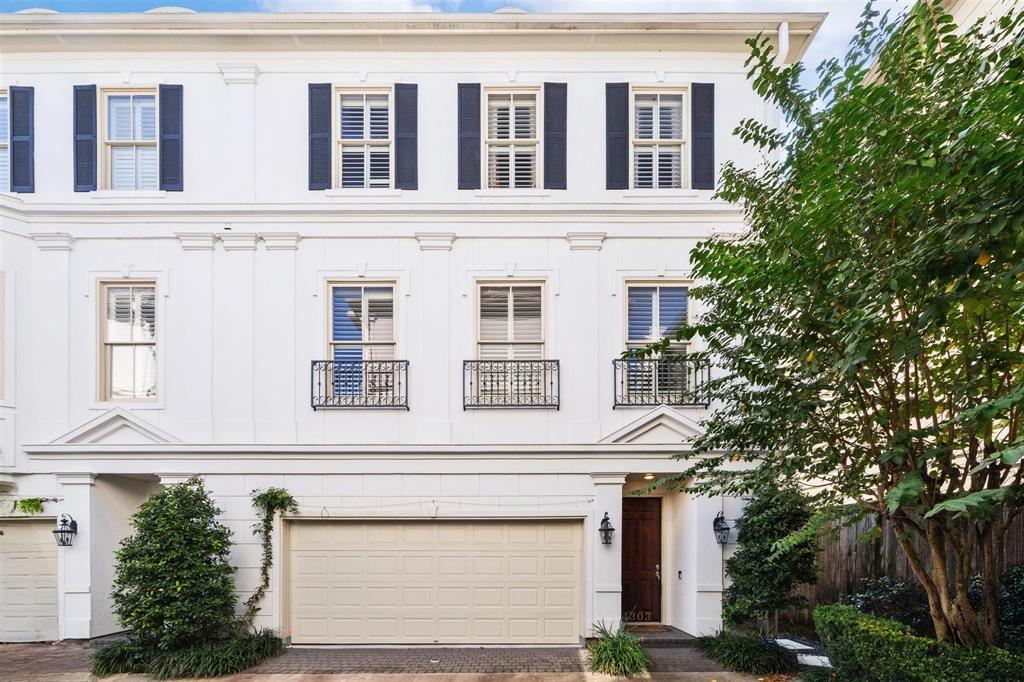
[{"x1": 0, "y1": 1, "x2": 915, "y2": 90}]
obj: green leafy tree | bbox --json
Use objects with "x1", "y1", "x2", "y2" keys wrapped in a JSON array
[
  {"x1": 641, "y1": 1, "x2": 1024, "y2": 646},
  {"x1": 723, "y1": 485, "x2": 817, "y2": 633},
  {"x1": 112, "y1": 477, "x2": 238, "y2": 650}
]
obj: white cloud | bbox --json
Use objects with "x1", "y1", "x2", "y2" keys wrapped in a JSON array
[{"x1": 258, "y1": 0, "x2": 445, "y2": 11}]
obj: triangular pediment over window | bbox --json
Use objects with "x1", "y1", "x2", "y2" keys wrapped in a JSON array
[
  {"x1": 50, "y1": 407, "x2": 180, "y2": 445},
  {"x1": 600, "y1": 405, "x2": 705, "y2": 444}
]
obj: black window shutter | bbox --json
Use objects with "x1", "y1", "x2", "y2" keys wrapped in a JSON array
[
  {"x1": 9, "y1": 86, "x2": 34, "y2": 193},
  {"x1": 394, "y1": 83, "x2": 418, "y2": 190},
  {"x1": 543, "y1": 82, "x2": 567, "y2": 190},
  {"x1": 159, "y1": 84, "x2": 184, "y2": 191},
  {"x1": 73, "y1": 85, "x2": 97, "y2": 192},
  {"x1": 605, "y1": 82, "x2": 629, "y2": 190},
  {"x1": 691, "y1": 83, "x2": 715, "y2": 190},
  {"x1": 308, "y1": 83, "x2": 331, "y2": 190},
  {"x1": 457, "y1": 83, "x2": 480, "y2": 190}
]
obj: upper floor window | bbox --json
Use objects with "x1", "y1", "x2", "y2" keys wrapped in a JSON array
[
  {"x1": 0, "y1": 91, "x2": 9, "y2": 192},
  {"x1": 101, "y1": 282, "x2": 157, "y2": 401},
  {"x1": 338, "y1": 89, "x2": 392, "y2": 189},
  {"x1": 478, "y1": 283, "x2": 543, "y2": 359},
  {"x1": 330, "y1": 283, "x2": 396, "y2": 362},
  {"x1": 103, "y1": 90, "x2": 158, "y2": 190},
  {"x1": 486, "y1": 90, "x2": 538, "y2": 189},
  {"x1": 632, "y1": 90, "x2": 685, "y2": 189},
  {"x1": 626, "y1": 283, "x2": 689, "y2": 348}
]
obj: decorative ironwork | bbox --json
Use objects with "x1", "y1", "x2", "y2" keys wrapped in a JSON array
[
  {"x1": 613, "y1": 357, "x2": 711, "y2": 408},
  {"x1": 311, "y1": 360, "x2": 409, "y2": 410},
  {"x1": 463, "y1": 359, "x2": 560, "y2": 409}
]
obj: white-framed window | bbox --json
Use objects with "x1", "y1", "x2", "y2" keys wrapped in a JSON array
[
  {"x1": 625, "y1": 283, "x2": 689, "y2": 349},
  {"x1": 485, "y1": 89, "x2": 540, "y2": 189},
  {"x1": 336, "y1": 88, "x2": 393, "y2": 189},
  {"x1": 0, "y1": 90, "x2": 9, "y2": 192},
  {"x1": 102, "y1": 89, "x2": 158, "y2": 190},
  {"x1": 631, "y1": 88, "x2": 686, "y2": 189},
  {"x1": 477, "y1": 282, "x2": 544, "y2": 359},
  {"x1": 100, "y1": 282, "x2": 157, "y2": 401},
  {"x1": 329, "y1": 283, "x2": 396, "y2": 362}
]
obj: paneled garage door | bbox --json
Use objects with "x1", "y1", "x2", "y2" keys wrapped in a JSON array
[
  {"x1": 0, "y1": 520, "x2": 58, "y2": 642},
  {"x1": 288, "y1": 520, "x2": 583, "y2": 644}
]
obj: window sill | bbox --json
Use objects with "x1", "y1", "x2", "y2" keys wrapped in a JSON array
[
  {"x1": 323, "y1": 189, "x2": 403, "y2": 198},
  {"x1": 89, "y1": 400, "x2": 165, "y2": 411},
  {"x1": 621, "y1": 190, "x2": 700, "y2": 199},
  {"x1": 89, "y1": 190, "x2": 168, "y2": 201},
  {"x1": 473, "y1": 190, "x2": 551, "y2": 199}
]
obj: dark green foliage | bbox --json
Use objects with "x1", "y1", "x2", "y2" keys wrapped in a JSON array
[
  {"x1": 723, "y1": 484, "x2": 817, "y2": 631},
  {"x1": 111, "y1": 477, "x2": 237, "y2": 651},
  {"x1": 814, "y1": 605, "x2": 1024, "y2": 682},
  {"x1": 969, "y1": 565, "x2": 1024, "y2": 652},
  {"x1": 92, "y1": 630, "x2": 283, "y2": 679},
  {"x1": 696, "y1": 630, "x2": 798, "y2": 675},
  {"x1": 585, "y1": 623, "x2": 650, "y2": 677},
  {"x1": 243, "y1": 487, "x2": 298, "y2": 623},
  {"x1": 799, "y1": 666, "x2": 839, "y2": 682},
  {"x1": 841, "y1": 576, "x2": 933, "y2": 636},
  {"x1": 638, "y1": 0, "x2": 1024, "y2": 645}
]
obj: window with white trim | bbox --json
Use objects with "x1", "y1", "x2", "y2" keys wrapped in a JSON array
[
  {"x1": 478, "y1": 283, "x2": 543, "y2": 359},
  {"x1": 329, "y1": 283, "x2": 396, "y2": 362},
  {"x1": 626, "y1": 283, "x2": 689, "y2": 349},
  {"x1": 337, "y1": 90, "x2": 392, "y2": 189},
  {"x1": 632, "y1": 91, "x2": 685, "y2": 189},
  {"x1": 486, "y1": 90, "x2": 539, "y2": 189},
  {"x1": 101, "y1": 282, "x2": 157, "y2": 401},
  {"x1": 103, "y1": 90, "x2": 158, "y2": 190},
  {"x1": 0, "y1": 91, "x2": 9, "y2": 192}
]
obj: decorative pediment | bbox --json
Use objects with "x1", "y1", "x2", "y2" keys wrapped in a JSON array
[
  {"x1": 600, "y1": 405, "x2": 705, "y2": 445},
  {"x1": 50, "y1": 408, "x2": 181, "y2": 445}
]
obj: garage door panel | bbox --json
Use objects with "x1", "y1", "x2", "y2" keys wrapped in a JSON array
[
  {"x1": 289, "y1": 520, "x2": 582, "y2": 644},
  {"x1": 1, "y1": 521, "x2": 59, "y2": 642}
]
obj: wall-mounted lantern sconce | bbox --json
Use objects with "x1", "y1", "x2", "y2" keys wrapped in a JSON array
[
  {"x1": 53, "y1": 514, "x2": 78, "y2": 547},
  {"x1": 598, "y1": 512, "x2": 615, "y2": 545},
  {"x1": 713, "y1": 511, "x2": 730, "y2": 545}
]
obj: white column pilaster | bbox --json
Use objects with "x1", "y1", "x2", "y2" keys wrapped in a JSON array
[
  {"x1": 591, "y1": 472, "x2": 627, "y2": 633},
  {"x1": 55, "y1": 473, "x2": 95, "y2": 640}
]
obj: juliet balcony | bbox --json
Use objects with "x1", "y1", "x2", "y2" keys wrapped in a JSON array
[
  {"x1": 613, "y1": 357, "x2": 711, "y2": 408},
  {"x1": 463, "y1": 359, "x2": 560, "y2": 409},
  {"x1": 311, "y1": 360, "x2": 410, "y2": 410}
]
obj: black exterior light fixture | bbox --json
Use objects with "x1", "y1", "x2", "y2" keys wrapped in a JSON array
[
  {"x1": 598, "y1": 512, "x2": 615, "y2": 545},
  {"x1": 53, "y1": 514, "x2": 78, "y2": 547},
  {"x1": 713, "y1": 511, "x2": 730, "y2": 545}
]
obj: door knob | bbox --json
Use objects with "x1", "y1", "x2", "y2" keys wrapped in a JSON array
[{"x1": 655, "y1": 563, "x2": 661, "y2": 581}]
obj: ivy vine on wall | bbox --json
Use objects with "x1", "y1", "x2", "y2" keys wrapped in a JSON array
[{"x1": 243, "y1": 487, "x2": 298, "y2": 625}]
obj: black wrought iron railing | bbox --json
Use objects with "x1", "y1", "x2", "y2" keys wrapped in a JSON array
[
  {"x1": 463, "y1": 360, "x2": 560, "y2": 409},
  {"x1": 311, "y1": 360, "x2": 409, "y2": 410},
  {"x1": 613, "y1": 357, "x2": 710, "y2": 408}
]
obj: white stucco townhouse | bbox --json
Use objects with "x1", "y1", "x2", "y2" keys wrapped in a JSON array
[{"x1": 0, "y1": 8, "x2": 824, "y2": 645}]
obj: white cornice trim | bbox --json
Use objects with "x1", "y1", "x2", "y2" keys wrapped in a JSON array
[
  {"x1": 30, "y1": 232, "x2": 74, "y2": 251},
  {"x1": 260, "y1": 232, "x2": 302, "y2": 250},
  {"x1": 175, "y1": 232, "x2": 218, "y2": 251},
  {"x1": 566, "y1": 232, "x2": 606, "y2": 251},
  {"x1": 219, "y1": 232, "x2": 259, "y2": 251},
  {"x1": 218, "y1": 63, "x2": 260, "y2": 85},
  {"x1": 415, "y1": 232, "x2": 456, "y2": 251}
]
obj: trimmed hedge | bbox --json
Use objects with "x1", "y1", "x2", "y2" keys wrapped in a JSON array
[{"x1": 814, "y1": 605, "x2": 1023, "y2": 682}]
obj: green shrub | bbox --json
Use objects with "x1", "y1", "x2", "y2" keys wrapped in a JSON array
[
  {"x1": 969, "y1": 565, "x2": 1024, "y2": 653},
  {"x1": 841, "y1": 575, "x2": 933, "y2": 636},
  {"x1": 92, "y1": 630, "x2": 283, "y2": 679},
  {"x1": 112, "y1": 477, "x2": 237, "y2": 651},
  {"x1": 814, "y1": 604, "x2": 1024, "y2": 682},
  {"x1": 695, "y1": 630, "x2": 798, "y2": 675},
  {"x1": 586, "y1": 622, "x2": 650, "y2": 677}
]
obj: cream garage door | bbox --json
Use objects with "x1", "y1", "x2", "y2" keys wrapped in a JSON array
[
  {"x1": 0, "y1": 520, "x2": 58, "y2": 642},
  {"x1": 289, "y1": 520, "x2": 583, "y2": 644}
]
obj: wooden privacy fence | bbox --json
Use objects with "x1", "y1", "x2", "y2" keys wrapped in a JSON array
[{"x1": 799, "y1": 510, "x2": 1024, "y2": 609}]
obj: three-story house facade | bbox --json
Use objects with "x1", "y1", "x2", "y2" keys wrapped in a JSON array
[{"x1": 0, "y1": 8, "x2": 824, "y2": 645}]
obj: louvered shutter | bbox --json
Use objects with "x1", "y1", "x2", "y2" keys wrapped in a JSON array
[
  {"x1": 605, "y1": 82, "x2": 629, "y2": 190},
  {"x1": 308, "y1": 83, "x2": 331, "y2": 190},
  {"x1": 627, "y1": 287, "x2": 655, "y2": 343},
  {"x1": 658, "y1": 287, "x2": 688, "y2": 337},
  {"x1": 691, "y1": 83, "x2": 715, "y2": 190},
  {"x1": 394, "y1": 83, "x2": 418, "y2": 190},
  {"x1": 543, "y1": 82, "x2": 567, "y2": 190},
  {"x1": 9, "y1": 86, "x2": 33, "y2": 193},
  {"x1": 457, "y1": 83, "x2": 480, "y2": 190},
  {"x1": 73, "y1": 85, "x2": 97, "y2": 192},
  {"x1": 159, "y1": 84, "x2": 183, "y2": 191}
]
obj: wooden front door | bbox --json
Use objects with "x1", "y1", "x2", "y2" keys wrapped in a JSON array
[{"x1": 621, "y1": 497, "x2": 662, "y2": 623}]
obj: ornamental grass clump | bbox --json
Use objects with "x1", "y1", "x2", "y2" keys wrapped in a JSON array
[
  {"x1": 586, "y1": 622, "x2": 651, "y2": 677},
  {"x1": 696, "y1": 630, "x2": 798, "y2": 675}
]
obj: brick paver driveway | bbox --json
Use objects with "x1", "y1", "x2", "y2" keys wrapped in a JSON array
[
  {"x1": 249, "y1": 646, "x2": 588, "y2": 674},
  {"x1": 0, "y1": 641, "x2": 91, "y2": 680}
]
